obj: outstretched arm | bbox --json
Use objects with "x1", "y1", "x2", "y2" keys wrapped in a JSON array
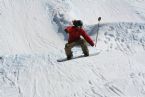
[{"x1": 80, "y1": 29, "x2": 94, "y2": 46}]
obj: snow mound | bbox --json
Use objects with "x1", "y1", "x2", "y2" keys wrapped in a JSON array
[{"x1": 0, "y1": 0, "x2": 145, "y2": 97}]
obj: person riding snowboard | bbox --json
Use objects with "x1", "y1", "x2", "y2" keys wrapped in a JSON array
[{"x1": 64, "y1": 20, "x2": 95, "y2": 60}]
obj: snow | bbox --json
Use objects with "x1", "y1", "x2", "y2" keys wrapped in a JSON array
[
  {"x1": 0, "y1": 0, "x2": 145, "y2": 97},
  {"x1": 0, "y1": 0, "x2": 64, "y2": 54},
  {"x1": 69, "y1": 0, "x2": 144, "y2": 24}
]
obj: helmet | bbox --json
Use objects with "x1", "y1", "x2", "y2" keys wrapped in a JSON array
[{"x1": 72, "y1": 20, "x2": 83, "y2": 27}]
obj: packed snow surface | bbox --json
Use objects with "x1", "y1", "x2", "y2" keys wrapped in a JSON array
[{"x1": 0, "y1": 0, "x2": 145, "y2": 97}]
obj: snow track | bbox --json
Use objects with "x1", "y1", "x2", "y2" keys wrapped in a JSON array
[
  {"x1": 0, "y1": 0, "x2": 145, "y2": 97},
  {"x1": 1, "y1": 47, "x2": 145, "y2": 97}
]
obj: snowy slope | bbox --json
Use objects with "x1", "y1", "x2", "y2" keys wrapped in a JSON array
[
  {"x1": 68, "y1": 0, "x2": 143, "y2": 24},
  {"x1": 0, "y1": 0, "x2": 64, "y2": 54},
  {"x1": 125, "y1": 0, "x2": 145, "y2": 20},
  {"x1": 0, "y1": 0, "x2": 144, "y2": 54},
  {"x1": 0, "y1": 0, "x2": 145, "y2": 97}
]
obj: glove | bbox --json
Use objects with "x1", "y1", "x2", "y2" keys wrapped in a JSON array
[{"x1": 64, "y1": 29, "x2": 69, "y2": 33}]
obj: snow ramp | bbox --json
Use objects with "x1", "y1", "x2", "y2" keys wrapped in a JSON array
[{"x1": 0, "y1": 0, "x2": 145, "y2": 97}]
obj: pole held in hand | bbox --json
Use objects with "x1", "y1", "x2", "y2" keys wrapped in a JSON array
[{"x1": 95, "y1": 17, "x2": 101, "y2": 47}]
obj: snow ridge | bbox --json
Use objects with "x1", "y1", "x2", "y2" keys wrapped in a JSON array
[{"x1": 0, "y1": 0, "x2": 145, "y2": 97}]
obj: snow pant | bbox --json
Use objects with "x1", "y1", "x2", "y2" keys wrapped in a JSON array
[{"x1": 65, "y1": 39, "x2": 89, "y2": 59}]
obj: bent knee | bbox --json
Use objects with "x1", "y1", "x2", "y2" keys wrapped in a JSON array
[
  {"x1": 80, "y1": 39, "x2": 86, "y2": 44},
  {"x1": 65, "y1": 43, "x2": 71, "y2": 49}
]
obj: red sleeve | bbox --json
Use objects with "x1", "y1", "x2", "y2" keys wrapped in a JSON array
[
  {"x1": 65, "y1": 26, "x2": 72, "y2": 33},
  {"x1": 80, "y1": 29, "x2": 94, "y2": 46}
]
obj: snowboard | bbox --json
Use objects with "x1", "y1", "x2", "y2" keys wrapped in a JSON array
[{"x1": 57, "y1": 51, "x2": 101, "y2": 62}]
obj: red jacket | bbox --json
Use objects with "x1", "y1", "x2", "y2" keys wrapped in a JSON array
[{"x1": 65, "y1": 26, "x2": 94, "y2": 46}]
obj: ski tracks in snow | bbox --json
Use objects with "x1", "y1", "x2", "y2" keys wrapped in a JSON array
[
  {"x1": 0, "y1": 22, "x2": 145, "y2": 97},
  {"x1": 0, "y1": 47, "x2": 145, "y2": 97}
]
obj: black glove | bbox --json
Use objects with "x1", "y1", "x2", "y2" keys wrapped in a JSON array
[{"x1": 64, "y1": 29, "x2": 68, "y2": 33}]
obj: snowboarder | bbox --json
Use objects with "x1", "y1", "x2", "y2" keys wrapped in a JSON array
[{"x1": 64, "y1": 20, "x2": 95, "y2": 60}]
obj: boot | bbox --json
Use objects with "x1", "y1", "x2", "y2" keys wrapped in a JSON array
[
  {"x1": 67, "y1": 54, "x2": 73, "y2": 60},
  {"x1": 84, "y1": 52, "x2": 89, "y2": 57}
]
